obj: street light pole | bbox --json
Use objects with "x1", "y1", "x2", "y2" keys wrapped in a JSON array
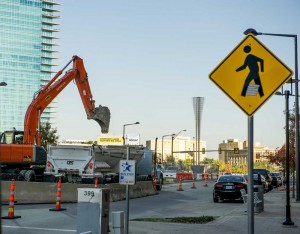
[
  {"x1": 275, "y1": 90, "x2": 294, "y2": 225},
  {"x1": 162, "y1": 134, "x2": 174, "y2": 166},
  {"x1": 171, "y1": 134, "x2": 175, "y2": 163},
  {"x1": 122, "y1": 122, "x2": 140, "y2": 145},
  {"x1": 171, "y1": 129, "x2": 187, "y2": 163},
  {"x1": 244, "y1": 28, "x2": 299, "y2": 201},
  {"x1": 283, "y1": 90, "x2": 294, "y2": 226}
]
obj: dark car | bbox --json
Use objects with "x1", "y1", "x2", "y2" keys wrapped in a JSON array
[
  {"x1": 213, "y1": 175, "x2": 247, "y2": 202},
  {"x1": 253, "y1": 168, "x2": 273, "y2": 191},
  {"x1": 244, "y1": 174, "x2": 268, "y2": 193},
  {"x1": 270, "y1": 172, "x2": 283, "y2": 187},
  {"x1": 103, "y1": 173, "x2": 119, "y2": 183}
]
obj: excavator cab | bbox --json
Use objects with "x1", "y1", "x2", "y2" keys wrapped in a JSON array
[{"x1": 0, "y1": 130, "x2": 24, "y2": 144}]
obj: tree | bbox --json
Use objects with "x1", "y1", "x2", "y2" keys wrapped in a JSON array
[
  {"x1": 224, "y1": 163, "x2": 232, "y2": 173},
  {"x1": 202, "y1": 158, "x2": 214, "y2": 165},
  {"x1": 214, "y1": 160, "x2": 225, "y2": 172},
  {"x1": 165, "y1": 155, "x2": 175, "y2": 166},
  {"x1": 269, "y1": 145, "x2": 286, "y2": 169},
  {"x1": 183, "y1": 158, "x2": 193, "y2": 171},
  {"x1": 40, "y1": 122, "x2": 59, "y2": 150},
  {"x1": 269, "y1": 103, "x2": 296, "y2": 173},
  {"x1": 177, "y1": 159, "x2": 184, "y2": 170}
]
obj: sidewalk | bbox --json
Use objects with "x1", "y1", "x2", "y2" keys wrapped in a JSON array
[{"x1": 127, "y1": 189, "x2": 300, "y2": 234}]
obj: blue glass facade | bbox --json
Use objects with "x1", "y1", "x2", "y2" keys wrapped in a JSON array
[{"x1": 0, "y1": 0, "x2": 59, "y2": 133}]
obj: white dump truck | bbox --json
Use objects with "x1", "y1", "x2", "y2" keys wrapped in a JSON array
[{"x1": 44, "y1": 144, "x2": 164, "y2": 190}]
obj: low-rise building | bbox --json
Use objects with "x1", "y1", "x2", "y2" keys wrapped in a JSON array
[
  {"x1": 146, "y1": 136, "x2": 206, "y2": 164},
  {"x1": 218, "y1": 139, "x2": 277, "y2": 166}
]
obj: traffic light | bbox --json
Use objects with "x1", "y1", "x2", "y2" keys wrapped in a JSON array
[
  {"x1": 202, "y1": 148, "x2": 205, "y2": 154},
  {"x1": 234, "y1": 148, "x2": 239, "y2": 154}
]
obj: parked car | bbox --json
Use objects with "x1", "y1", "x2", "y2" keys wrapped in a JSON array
[
  {"x1": 243, "y1": 174, "x2": 268, "y2": 193},
  {"x1": 253, "y1": 168, "x2": 273, "y2": 191},
  {"x1": 103, "y1": 173, "x2": 119, "y2": 183},
  {"x1": 213, "y1": 175, "x2": 247, "y2": 202},
  {"x1": 164, "y1": 170, "x2": 177, "y2": 179},
  {"x1": 164, "y1": 166, "x2": 181, "y2": 179},
  {"x1": 270, "y1": 172, "x2": 283, "y2": 187}
]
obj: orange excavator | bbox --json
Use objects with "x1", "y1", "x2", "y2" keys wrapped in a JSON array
[{"x1": 0, "y1": 56, "x2": 110, "y2": 181}]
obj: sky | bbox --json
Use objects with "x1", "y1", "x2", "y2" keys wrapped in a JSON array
[{"x1": 55, "y1": 0, "x2": 300, "y2": 157}]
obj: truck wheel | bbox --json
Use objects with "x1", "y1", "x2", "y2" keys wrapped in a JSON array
[
  {"x1": 18, "y1": 170, "x2": 27, "y2": 181},
  {"x1": 156, "y1": 177, "x2": 163, "y2": 191},
  {"x1": 25, "y1": 170, "x2": 36, "y2": 182}
]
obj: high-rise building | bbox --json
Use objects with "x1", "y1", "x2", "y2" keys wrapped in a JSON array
[{"x1": 0, "y1": 0, "x2": 60, "y2": 133}]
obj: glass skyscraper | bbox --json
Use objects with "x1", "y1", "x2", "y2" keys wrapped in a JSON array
[{"x1": 0, "y1": 0, "x2": 59, "y2": 133}]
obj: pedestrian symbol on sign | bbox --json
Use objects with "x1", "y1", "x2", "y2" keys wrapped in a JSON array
[{"x1": 236, "y1": 45, "x2": 264, "y2": 97}]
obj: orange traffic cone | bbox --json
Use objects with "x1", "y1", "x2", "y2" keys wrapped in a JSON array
[
  {"x1": 2, "y1": 179, "x2": 21, "y2": 219},
  {"x1": 50, "y1": 177, "x2": 67, "y2": 211},
  {"x1": 177, "y1": 176, "x2": 184, "y2": 191},
  {"x1": 204, "y1": 174, "x2": 208, "y2": 187},
  {"x1": 191, "y1": 177, "x2": 196, "y2": 189},
  {"x1": 95, "y1": 177, "x2": 99, "y2": 188},
  {"x1": 153, "y1": 176, "x2": 157, "y2": 191}
]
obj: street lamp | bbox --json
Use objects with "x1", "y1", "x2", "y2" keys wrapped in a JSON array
[
  {"x1": 162, "y1": 134, "x2": 174, "y2": 166},
  {"x1": 275, "y1": 90, "x2": 294, "y2": 226},
  {"x1": 244, "y1": 28, "x2": 300, "y2": 202},
  {"x1": 122, "y1": 122, "x2": 140, "y2": 145},
  {"x1": 171, "y1": 129, "x2": 187, "y2": 162},
  {"x1": 0, "y1": 82, "x2": 7, "y2": 86}
]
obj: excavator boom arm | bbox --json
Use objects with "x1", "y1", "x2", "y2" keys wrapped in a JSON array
[{"x1": 23, "y1": 56, "x2": 110, "y2": 144}]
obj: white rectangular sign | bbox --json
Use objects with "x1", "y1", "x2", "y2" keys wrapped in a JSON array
[
  {"x1": 119, "y1": 160, "x2": 136, "y2": 185},
  {"x1": 77, "y1": 188, "x2": 101, "y2": 203},
  {"x1": 125, "y1": 133, "x2": 140, "y2": 145}
]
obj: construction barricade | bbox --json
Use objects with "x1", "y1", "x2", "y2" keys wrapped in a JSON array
[{"x1": 176, "y1": 172, "x2": 193, "y2": 180}]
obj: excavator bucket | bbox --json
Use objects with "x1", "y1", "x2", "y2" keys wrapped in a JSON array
[{"x1": 92, "y1": 105, "x2": 111, "y2": 133}]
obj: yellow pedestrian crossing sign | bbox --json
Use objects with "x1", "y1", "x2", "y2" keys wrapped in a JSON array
[{"x1": 209, "y1": 34, "x2": 293, "y2": 116}]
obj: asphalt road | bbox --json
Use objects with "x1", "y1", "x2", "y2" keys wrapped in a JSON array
[{"x1": 1, "y1": 180, "x2": 243, "y2": 234}]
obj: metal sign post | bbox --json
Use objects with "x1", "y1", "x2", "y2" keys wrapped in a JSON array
[
  {"x1": 209, "y1": 34, "x2": 293, "y2": 234},
  {"x1": 126, "y1": 147, "x2": 130, "y2": 234},
  {"x1": 248, "y1": 117, "x2": 254, "y2": 234},
  {"x1": 118, "y1": 147, "x2": 137, "y2": 234}
]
